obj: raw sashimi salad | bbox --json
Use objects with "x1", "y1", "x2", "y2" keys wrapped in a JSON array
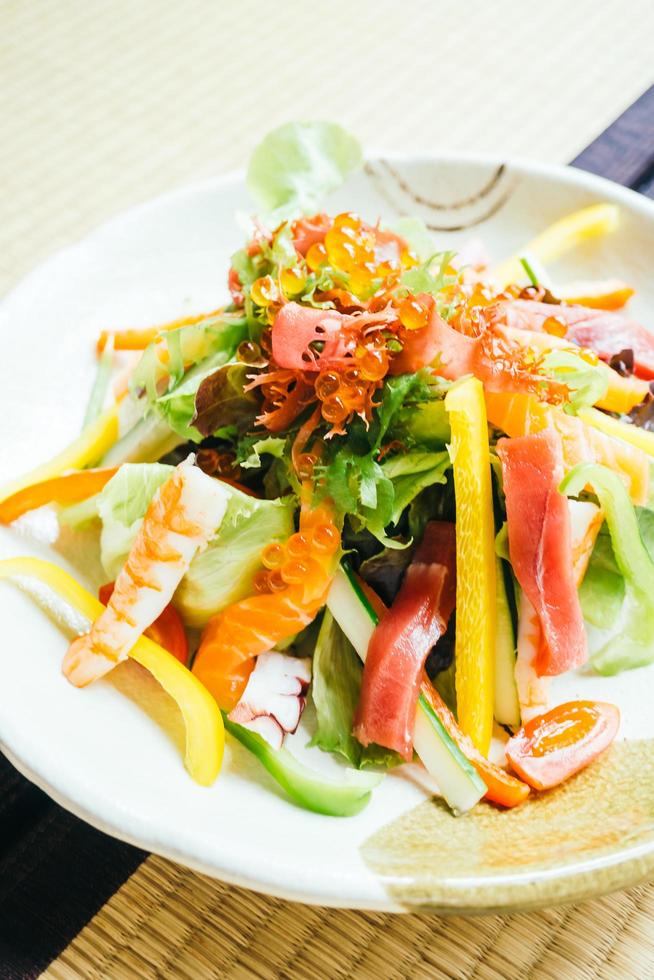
[{"x1": 3, "y1": 122, "x2": 654, "y2": 817}]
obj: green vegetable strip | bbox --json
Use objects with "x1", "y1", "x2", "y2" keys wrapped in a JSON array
[
  {"x1": 560, "y1": 463, "x2": 654, "y2": 591},
  {"x1": 519, "y1": 256, "x2": 539, "y2": 287},
  {"x1": 222, "y1": 713, "x2": 380, "y2": 817},
  {"x1": 83, "y1": 335, "x2": 114, "y2": 428}
]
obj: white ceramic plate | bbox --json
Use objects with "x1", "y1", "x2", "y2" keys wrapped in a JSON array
[{"x1": 2, "y1": 156, "x2": 654, "y2": 912}]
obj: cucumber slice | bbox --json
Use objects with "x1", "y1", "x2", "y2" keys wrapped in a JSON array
[
  {"x1": 327, "y1": 564, "x2": 486, "y2": 815},
  {"x1": 494, "y1": 558, "x2": 521, "y2": 728}
]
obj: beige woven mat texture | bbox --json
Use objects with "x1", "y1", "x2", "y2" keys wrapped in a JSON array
[{"x1": 1, "y1": 0, "x2": 654, "y2": 977}]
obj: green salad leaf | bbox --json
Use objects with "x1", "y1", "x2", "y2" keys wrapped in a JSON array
[
  {"x1": 400, "y1": 251, "x2": 457, "y2": 298},
  {"x1": 246, "y1": 121, "x2": 363, "y2": 220},
  {"x1": 380, "y1": 451, "x2": 450, "y2": 527},
  {"x1": 130, "y1": 313, "x2": 248, "y2": 442},
  {"x1": 318, "y1": 373, "x2": 452, "y2": 546},
  {"x1": 541, "y1": 350, "x2": 608, "y2": 414},
  {"x1": 309, "y1": 611, "x2": 400, "y2": 770},
  {"x1": 175, "y1": 490, "x2": 295, "y2": 627},
  {"x1": 561, "y1": 463, "x2": 654, "y2": 674},
  {"x1": 389, "y1": 216, "x2": 435, "y2": 261}
]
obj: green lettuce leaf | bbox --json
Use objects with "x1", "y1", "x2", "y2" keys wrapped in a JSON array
[
  {"x1": 400, "y1": 251, "x2": 457, "y2": 297},
  {"x1": 380, "y1": 451, "x2": 450, "y2": 527},
  {"x1": 130, "y1": 313, "x2": 248, "y2": 442},
  {"x1": 246, "y1": 121, "x2": 363, "y2": 220},
  {"x1": 561, "y1": 464, "x2": 654, "y2": 674},
  {"x1": 541, "y1": 350, "x2": 608, "y2": 414},
  {"x1": 238, "y1": 436, "x2": 287, "y2": 470},
  {"x1": 389, "y1": 216, "x2": 435, "y2": 261},
  {"x1": 175, "y1": 490, "x2": 295, "y2": 627},
  {"x1": 309, "y1": 611, "x2": 400, "y2": 770}
]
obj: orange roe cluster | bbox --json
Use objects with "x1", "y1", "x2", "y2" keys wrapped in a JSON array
[
  {"x1": 306, "y1": 212, "x2": 416, "y2": 301},
  {"x1": 253, "y1": 520, "x2": 340, "y2": 596}
]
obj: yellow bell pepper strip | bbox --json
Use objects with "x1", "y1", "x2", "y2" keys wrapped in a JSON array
[
  {"x1": 97, "y1": 306, "x2": 225, "y2": 354},
  {"x1": 492, "y1": 204, "x2": 620, "y2": 288},
  {"x1": 0, "y1": 404, "x2": 120, "y2": 507},
  {"x1": 577, "y1": 406, "x2": 654, "y2": 460},
  {"x1": 444, "y1": 377, "x2": 496, "y2": 755},
  {"x1": 0, "y1": 468, "x2": 118, "y2": 525},
  {"x1": 0, "y1": 557, "x2": 223, "y2": 786},
  {"x1": 486, "y1": 392, "x2": 650, "y2": 505}
]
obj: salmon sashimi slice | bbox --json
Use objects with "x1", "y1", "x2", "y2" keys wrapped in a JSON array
[
  {"x1": 353, "y1": 522, "x2": 456, "y2": 760},
  {"x1": 192, "y1": 504, "x2": 341, "y2": 711},
  {"x1": 497, "y1": 299, "x2": 654, "y2": 380},
  {"x1": 63, "y1": 459, "x2": 229, "y2": 686},
  {"x1": 497, "y1": 430, "x2": 587, "y2": 677}
]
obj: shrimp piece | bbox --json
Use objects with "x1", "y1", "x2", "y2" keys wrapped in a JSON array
[{"x1": 63, "y1": 458, "x2": 229, "y2": 687}]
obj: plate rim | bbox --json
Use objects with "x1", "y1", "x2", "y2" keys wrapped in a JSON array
[{"x1": 2, "y1": 152, "x2": 654, "y2": 913}]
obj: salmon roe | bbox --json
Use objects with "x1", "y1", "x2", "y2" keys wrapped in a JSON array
[
  {"x1": 251, "y1": 275, "x2": 279, "y2": 307},
  {"x1": 399, "y1": 296, "x2": 430, "y2": 331}
]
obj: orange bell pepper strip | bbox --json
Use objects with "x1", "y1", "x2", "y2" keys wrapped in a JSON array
[
  {"x1": 99, "y1": 582, "x2": 189, "y2": 665},
  {"x1": 0, "y1": 468, "x2": 118, "y2": 525},
  {"x1": 556, "y1": 279, "x2": 634, "y2": 311},
  {"x1": 0, "y1": 404, "x2": 120, "y2": 508},
  {"x1": 0, "y1": 557, "x2": 223, "y2": 786},
  {"x1": 97, "y1": 306, "x2": 225, "y2": 354},
  {"x1": 445, "y1": 377, "x2": 496, "y2": 756}
]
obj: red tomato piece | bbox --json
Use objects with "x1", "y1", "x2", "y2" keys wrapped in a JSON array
[
  {"x1": 98, "y1": 582, "x2": 189, "y2": 665},
  {"x1": 506, "y1": 700, "x2": 620, "y2": 790}
]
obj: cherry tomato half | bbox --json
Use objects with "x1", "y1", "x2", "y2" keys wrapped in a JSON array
[
  {"x1": 98, "y1": 582, "x2": 189, "y2": 666},
  {"x1": 506, "y1": 700, "x2": 620, "y2": 791}
]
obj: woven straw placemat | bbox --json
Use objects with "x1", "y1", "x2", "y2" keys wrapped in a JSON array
[{"x1": 2, "y1": 1, "x2": 654, "y2": 977}]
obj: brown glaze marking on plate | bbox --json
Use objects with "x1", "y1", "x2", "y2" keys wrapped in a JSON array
[
  {"x1": 362, "y1": 740, "x2": 654, "y2": 913},
  {"x1": 364, "y1": 161, "x2": 516, "y2": 232},
  {"x1": 379, "y1": 159, "x2": 506, "y2": 211}
]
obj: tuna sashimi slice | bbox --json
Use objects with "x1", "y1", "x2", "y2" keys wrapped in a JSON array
[
  {"x1": 353, "y1": 521, "x2": 456, "y2": 760},
  {"x1": 497, "y1": 430, "x2": 587, "y2": 676}
]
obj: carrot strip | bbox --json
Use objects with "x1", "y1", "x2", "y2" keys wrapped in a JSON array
[
  {"x1": 96, "y1": 306, "x2": 225, "y2": 354},
  {"x1": 359, "y1": 578, "x2": 529, "y2": 807}
]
